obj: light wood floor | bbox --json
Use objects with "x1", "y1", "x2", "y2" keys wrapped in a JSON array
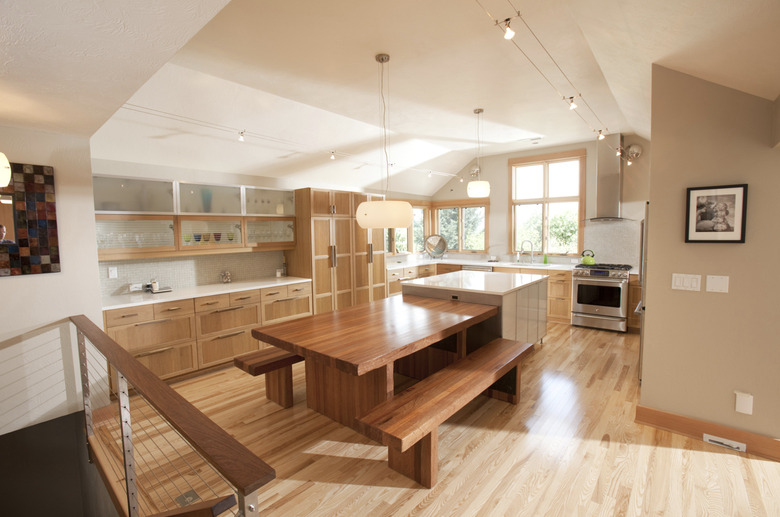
[{"x1": 170, "y1": 323, "x2": 780, "y2": 516}]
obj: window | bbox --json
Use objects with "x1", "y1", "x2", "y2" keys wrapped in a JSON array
[
  {"x1": 510, "y1": 150, "x2": 584, "y2": 255},
  {"x1": 433, "y1": 200, "x2": 488, "y2": 253},
  {"x1": 386, "y1": 205, "x2": 429, "y2": 254}
]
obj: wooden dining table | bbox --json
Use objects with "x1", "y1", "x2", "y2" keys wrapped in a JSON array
[{"x1": 251, "y1": 294, "x2": 499, "y2": 429}]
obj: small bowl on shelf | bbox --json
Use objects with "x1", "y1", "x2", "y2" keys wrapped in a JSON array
[
  {"x1": 213, "y1": 232, "x2": 222, "y2": 242},
  {"x1": 202, "y1": 233, "x2": 211, "y2": 242},
  {"x1": 193, "y1": 233, "x2": 202, "y2": 243}
]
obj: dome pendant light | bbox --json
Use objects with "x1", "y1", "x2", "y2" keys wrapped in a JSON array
[
  {"x1": 467, "y1": 108, "x2": 490, "y2": 198},
  {"x1": 356, "y1": 54, "x2": 413, "y2": 229}
]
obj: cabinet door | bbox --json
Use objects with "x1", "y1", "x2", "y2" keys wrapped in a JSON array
[
  {"x1": 311, "y1": 189, "x2": 334, "y2": 216},
  {"x1": 198, "y1": 327, "x2": 260, "y2": 368},
  {"x1": 134, "y1": 341, "x2": 197, "y2": 380},
  {"x1": 353, "y1": 218, "x2": 371, "y2": 305},
  {"x1": 332, "y1": 191, "x2": 352, "y2": 217},
  {"x1": 312, "y1": 217, "x2": 334, "y2": 313},
  {"x1": 245, "y1": 217, "x2": 295, "y2": 249},
  {"x1": 196, "y1": 305, "x2": 261, "y2": 337},
  {"x1": 334, "y1": 218, "x2": 353, "y2": 310},
  {"x1": 179, "y1": 217, "x2": 243, "y2": 249},
  {"x1": 96, "y1": 215, "x2": 177, "y2": 257},
  {"x1": 107, "y1": 315, "x2": 196, "y2": 354}
]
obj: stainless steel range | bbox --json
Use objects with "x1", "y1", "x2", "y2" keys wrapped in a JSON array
[{"x1": 571, "y1": 263, "x2": 631, "y2": 332}]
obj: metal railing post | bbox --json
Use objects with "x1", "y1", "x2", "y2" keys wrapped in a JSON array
[
  {"x1": 117, "y1": 372, "x2": 140, "y2": 517},
  {"x1": 238, "y1": 489, "x2": 260, "y2": 517},
  {"x1": 77, "y1": 329, "x2": 94, "y2": 461}
]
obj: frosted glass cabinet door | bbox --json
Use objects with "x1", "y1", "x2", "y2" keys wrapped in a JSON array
[
  {"x1": 179, "y1": 184, "x2": 241, "y2": 214},
  {"x1": 245, "y1": 188, "x2": 295, "y2": 216},
  {"x1": 95, "y1": 215, "x2": 176, "y2": 255},
  {"x1": 179, "y1": 217, "x2": 243, "y2": 249},
  {"x1": 245, "y1": 217, "x2": 295, "y2": 249},
  {"x1": 93, "y1": 177, "x2": 174, "y2": 213}
]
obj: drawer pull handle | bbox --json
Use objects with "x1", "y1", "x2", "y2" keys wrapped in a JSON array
[
  {"x1": 120, "y1": 313, "x2": 139, "y2": 318},
  {"x1": 234, "y1": 296, "x2": 251, "y2": 301},
  {"x1": 202, "y1": 301, "x2": 220, "y2": 306},
  {"x1": 216, "y1": 330, "x2": 245, "y2": 339},
  {"x1": 265, "y1": 291, "x2": 281, "y2": 296},
  {"x1": 215, "y1": 306, "x2": 243, "y2": 313},
  {"x1": 135, "y1": 318, "x2": 171, "y2": 326},
  {"x1": 135, "y1": 346, "x2": 174, "y2": 358},
  {"x1": 273, "y1": 297, "x2": 296, "y2": 303},
  {"x1": 164, "y1": 307, "x2": 181, "y2": 312},
  {"x1": 291, "y1": 288, "x2": 304, "y2": 292}
]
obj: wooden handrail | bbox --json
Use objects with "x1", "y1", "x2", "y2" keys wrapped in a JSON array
[{"x1": 69, "y1": 315, "x2": 275, "y2": 495}]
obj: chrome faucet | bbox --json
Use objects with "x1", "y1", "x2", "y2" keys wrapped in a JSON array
[{"x1": 519, "y1": 240, "x2": 534, "y2": 264}]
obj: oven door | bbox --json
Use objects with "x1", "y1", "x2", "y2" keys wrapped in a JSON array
[{"x1": 571, "y1": 277, "x2": 629, "y2": 319}]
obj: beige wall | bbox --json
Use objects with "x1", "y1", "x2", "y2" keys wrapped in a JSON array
[
  {"x1": 0, "y1": 126, "x2": 102, "y2": 435},
  {"x1": 641, "y1": 66, "x2": 780, "y2": 437}
]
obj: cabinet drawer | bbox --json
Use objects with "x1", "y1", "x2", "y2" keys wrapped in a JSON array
[
  {"x1": 287, "y1": 282, "x2": 312, "y2": 297},
  {"x1": 198, "y1": 328, "x2": 260, "y2": 368},
  {"x1": 230, "y1": 289, "x2": 260, "y2": 306},
  {"x1": 260, "y1": 285, "x2": 287, "y2": 302},
  {"x1": 262, "y1": 295, "x2": 312, "y2": 325},
  {"x1": 436, "y1": 264, "x2": 461, "y2": 274},
  {"x1": 403, "y1": 267, "x2": 418, "y2": 279},
  {"x1": 105, "y1": 305, "x2": 154, "y2": 328},
  {"x1": 133, "y1": 341, "x2": 197, "y2": 380},
  {"x1": 195, "y1": 294, "x2": 230, "y2": 312},
  {"x1": 107, "y1": 315, "x2": 196, "y2": 353},
  {"x1": 153, "y1": 299, "x2": 194, "y2": 319},
  {"x1": 417, "y1": 265, "x2": 435, "y2": 277},
  {"x1": 387, "y1": 269, "x2": 404, "y2": 281},
  {"x1": 197, "y1": 305, "x2": 260, "y2": 336}
]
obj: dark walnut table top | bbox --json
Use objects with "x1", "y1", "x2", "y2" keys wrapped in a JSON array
[{"x1": 252, "y1": 294, "x2": 498, "y2": 375}]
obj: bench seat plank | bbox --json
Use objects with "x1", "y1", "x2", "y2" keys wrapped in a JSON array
[
  {"x1": 234, "y1": 348, "x2": 304, "y2": 408},
  {"x1": 358, "y1": 338, "x2": 534, "y2": 453}
]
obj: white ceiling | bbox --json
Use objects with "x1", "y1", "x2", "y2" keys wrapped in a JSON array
[{"x1": 4, "y1": 0, "x2": 780, "y2": 196}]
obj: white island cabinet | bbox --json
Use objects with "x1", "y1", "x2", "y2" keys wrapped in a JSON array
[{"x1": 401, "y1": 271, "x2": 548, "y2": 345}]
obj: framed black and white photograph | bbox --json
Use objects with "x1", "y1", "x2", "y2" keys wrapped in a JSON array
[{"x1": 685, "y1": 184, "x2": 747, "y2": 243}]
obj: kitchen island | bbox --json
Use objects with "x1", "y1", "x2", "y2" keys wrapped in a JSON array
[{"x1": 402, "y1": 270, "x2": 549, "y2": 346}]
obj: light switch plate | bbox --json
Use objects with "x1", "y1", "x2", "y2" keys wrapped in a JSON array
[
  {"x1": 672, "y1": 273, "x2": 701, "y2": 291},
  {"x1": 108, "y1": 266, "x2": 118, "y2": 279},
  {"x1": 706, "y1": 275, "x2": 729, "y2": 293}
]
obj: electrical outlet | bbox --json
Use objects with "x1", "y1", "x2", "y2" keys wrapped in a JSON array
[
  {"x1": 703, "y1": 433, "x2": 746, "y2": 452},
  {"x1": 108, "y1": 266, "x2": 118, "y2": 279},
  {"x1": 129, "y1": 283, "x2": 143, "y2": 292}
]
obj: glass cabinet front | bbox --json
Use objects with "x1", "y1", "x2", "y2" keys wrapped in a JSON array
[
  {"x1": 245, "y1": 188, "x2": 295, "y2": 216},
  {"x1": 179, "y1": 217, "x2": 243, "y2": 249},
  {"x1": 178, "y1": 184, "x2": 241, "y2": 215},
  {"x1": 95, "y1": 215, "x2": 176, "y2": 254},
  {"x1": 93, "y1": 177, "x2": 174, "y2": 213},
  {"x1": 245, "y1": 217, "x2": 295, "y2": 249}
]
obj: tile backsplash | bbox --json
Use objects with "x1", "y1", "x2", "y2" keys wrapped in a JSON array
[{"x1": 98, "y1": 251, "x2": 284, "y2": 297}]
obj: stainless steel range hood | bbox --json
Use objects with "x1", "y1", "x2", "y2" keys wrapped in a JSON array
[{"x1": 591, "y1": 133, "x2": 625, "y2": 221}]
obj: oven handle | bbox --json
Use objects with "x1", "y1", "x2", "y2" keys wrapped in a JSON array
[{"x1": 573, "y1": 277, "x2": 628, "y2": 286}]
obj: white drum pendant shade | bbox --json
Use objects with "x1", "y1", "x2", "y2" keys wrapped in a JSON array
[
  {"x1": 0, "y1": 153, "x2": 10, "y2": 187},
  {"x1": 467, "y1": 180, "x2": 491, "y2": 198},
  {"x1": 356, "y1": 200, "x2": 413, "y2": 229}
]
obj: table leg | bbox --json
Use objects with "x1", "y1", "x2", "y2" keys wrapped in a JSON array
[{"x1": 305, "y1": 359, "x2": 393, "y2": 430}]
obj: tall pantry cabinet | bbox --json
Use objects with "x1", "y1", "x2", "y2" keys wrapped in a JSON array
[{"x1": 285, "y1": 188, "x2": 387, "y2": 314}]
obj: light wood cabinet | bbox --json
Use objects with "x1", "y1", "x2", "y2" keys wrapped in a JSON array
[
  {"x1": 417, "y1": 264, "x2": 436, "y2": 278},
  {"x1": 436, "y1": 264, "x2": 462, "y2": 274},
  {"x1": 104, "y1": 301, "x2": 197, "y2": 380},
  {"x1": 491, "y1": 266, "x2": 573, "y2": 324},
  {"x1": 628, "y1": 274, "x2": 641, "y2": 330},
  {"x1": 95, "y1": 214, "x2": 177, "y2": 258},
  {"x1": 387, "y1": 266, "x2": 419, "y2": 296},
  {"x1": 103, "y1": 281, "x2": 312, "y2": 380},
  {"x1": 286, "y1": 188, "x2": 357, "y2": 314},
  {"x1": 352, "y1": 193, "x2": 387, "y2": 305}
]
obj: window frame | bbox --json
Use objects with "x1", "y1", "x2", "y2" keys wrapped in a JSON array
[
  {"x1": 385, "y1": 202, "x2": 431, "y2": 255},
  {"x1": 432, "y1": 198, "x2": 490, "y2": 253},
  {"x1": 508, "y1": 149, "x2": 585, "y2": 256}
]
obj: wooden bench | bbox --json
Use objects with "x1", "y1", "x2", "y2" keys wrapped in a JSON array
[
  {"x1": 233, "y1": 347, "x2": 304, "y2": 408},
  {"x1": 356, "y1": 338, "x2": 534, "y2": 487}
]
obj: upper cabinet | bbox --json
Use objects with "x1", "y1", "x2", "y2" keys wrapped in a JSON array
[
  {"x1": 245, "y1": 187, "x2": 295, "y2": 216},
  {"x1": 93, "y1": 177, "x2": 174, "y2": 213},
  {"x1": 178, "y1": 183, "x2": 241, "y2": 215},
  {"x1": 94, "y1": 176, "x2": 297, "y2": 260}
]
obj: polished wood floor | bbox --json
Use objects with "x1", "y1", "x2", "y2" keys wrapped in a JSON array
[{"x1": 169, "y1": 323, "x2": 780, "y2": 516}]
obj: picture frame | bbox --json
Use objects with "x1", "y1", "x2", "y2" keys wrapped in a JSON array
[{"x1": 685, "y1": 184, "x2": 747, "y2": 243}]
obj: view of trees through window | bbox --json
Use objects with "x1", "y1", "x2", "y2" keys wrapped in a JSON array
[
  {"x1": 436, "y1": 204, "x2": 487, "y2": 252},
  {"x1": 438, "y1": 207, "x2": 459, "y2": 250},
  {"x1": 385, "y1": 206, "x2": 427, "y2": 254},
  {"x1": 512, "y1": 156, "x2": 582, "y2": 255}
]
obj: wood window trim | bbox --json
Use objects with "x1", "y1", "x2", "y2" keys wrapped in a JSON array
[
  {"x1": 386, "y1": 200, "x2": 432, "y2": 255},
  {"x1": 431, "y1": 198, "x2": 490, "y2": 253},
  {"x1": 508, "y1": 150, "x2": 585, "y2": 256}
]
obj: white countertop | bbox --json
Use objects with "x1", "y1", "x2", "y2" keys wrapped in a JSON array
[
  {"x1": 102, "y1": 276, "x2": 311, "y2": 310},
  {"x1": 386, "y1": 258, "x2": 574, "y2": 271},
  {"x1": 403, "y1": 270, "x2": 548, "y2": 296}
]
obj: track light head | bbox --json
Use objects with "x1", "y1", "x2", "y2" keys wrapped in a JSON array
[
  {"x1": 238, "y1": 130, "x2": 245, "y2": 142},
  {"x1": 503, "y1": 19, "x2": 515, "y2": 40}
]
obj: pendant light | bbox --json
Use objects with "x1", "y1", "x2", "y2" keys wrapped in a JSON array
[
  {"x1": 0, "y1": 152, "x2": 11, "y2": 187},
  {"x1": 356, "y1": 54, "x2": 413, "y2": 229},
  {"x1": 467, "y1": 108, "x2": 490, "y2": 198}
]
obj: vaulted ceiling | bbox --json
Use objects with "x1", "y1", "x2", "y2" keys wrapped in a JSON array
[{"x1": 4, "y1": 0, "x2": 780, "y2": 196}]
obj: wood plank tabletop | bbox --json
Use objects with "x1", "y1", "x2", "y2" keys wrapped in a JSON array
[{"x1": 252, "y1": 295, "x2": 498, "y2": 375}]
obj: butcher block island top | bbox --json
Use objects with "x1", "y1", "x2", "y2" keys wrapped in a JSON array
[{"x1": 252, "y1": 294, "x2": 498, "y2": 376}]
